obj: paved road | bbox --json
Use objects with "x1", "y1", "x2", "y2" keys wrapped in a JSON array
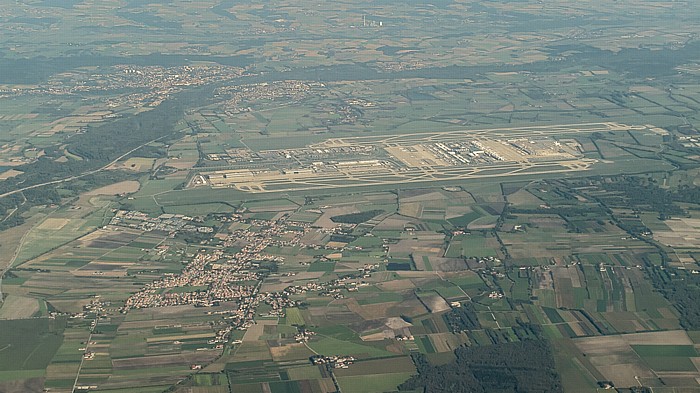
[
  {"x1": 0, "y1": 135, "x2": 168, "y2": 200},
  {"x1": 0, "y1": 135, "x2": 168, "y2": 305}
]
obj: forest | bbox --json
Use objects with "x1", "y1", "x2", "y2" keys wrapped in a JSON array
[{"x1": 400, "y1": 338, "x2": 562, "y2": 393}]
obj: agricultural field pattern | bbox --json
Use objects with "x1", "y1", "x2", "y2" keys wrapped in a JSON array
[{"x1": 0, "y1": 1, "x2": 700, "y2": 393}]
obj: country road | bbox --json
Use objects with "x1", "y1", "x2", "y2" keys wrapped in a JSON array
[
  {"x1": 0, "y1": 135, "x2": 169, "y2": 305},
  {"x1": 0, "y1": 135, "x2": 169, "y2": 200}
]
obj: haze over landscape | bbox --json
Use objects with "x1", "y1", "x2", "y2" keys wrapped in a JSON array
[{"x1": 1, "y1": 1, "x2": 700, "y2": 392}]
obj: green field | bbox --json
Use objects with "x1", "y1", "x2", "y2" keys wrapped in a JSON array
[
  {"x1": 0, "y1": 0, "x2": 699, "y2": 392},
  {"x1": 632, "y1": 345, "x2": 699, "y2": 358},
  {"x1": 285, "y1": 308, "x2": 305, "y2": 326},
  {"x1": 337, "y1": 372, "x2": 414, "y2": 393},
  {"x1": 0, "y1": 318, "x2": 65, "y2": 371},
  {"x1": 307, "y1": 337, "x2": 393, "y2": 359}
]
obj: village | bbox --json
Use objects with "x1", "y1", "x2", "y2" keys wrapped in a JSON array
[{"x1": 114, "y1": 210, "x2": 384, "y2": 348}]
